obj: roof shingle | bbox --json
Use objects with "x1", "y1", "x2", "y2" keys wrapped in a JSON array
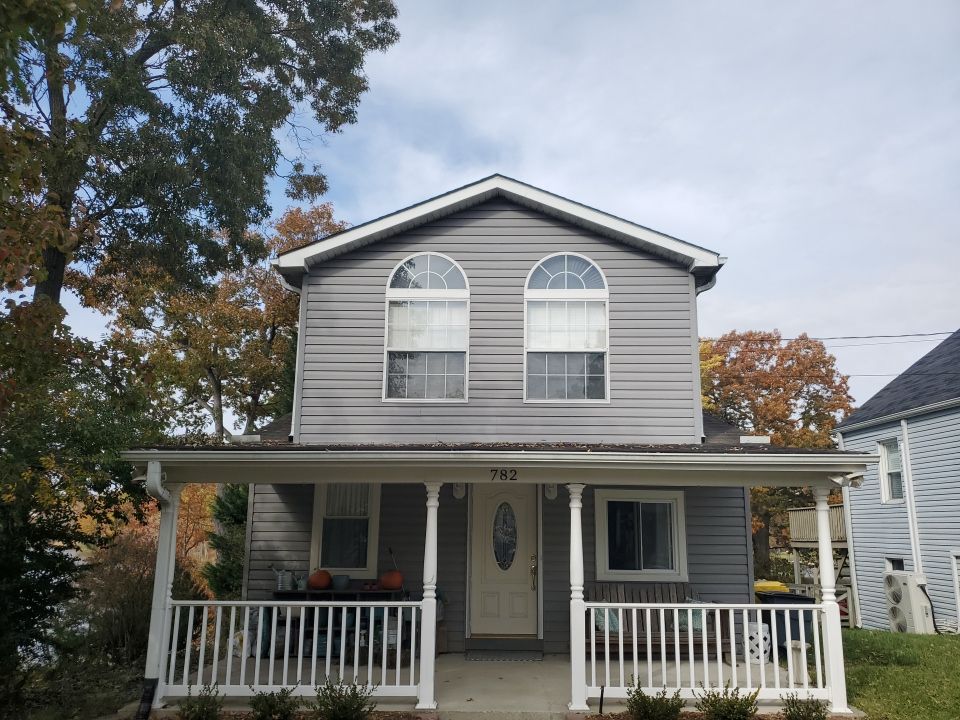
[{"x1": 838, "y1": 328, "x2": 960, "y2": 429}]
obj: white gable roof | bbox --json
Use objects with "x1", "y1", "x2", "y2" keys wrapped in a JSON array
[{"x1": 273, "y1": 175, "x2": 725, "y2": 289}]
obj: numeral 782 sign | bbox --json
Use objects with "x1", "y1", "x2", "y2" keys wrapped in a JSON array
[{"x1": 489, "y1": 468, "x2": 519, "y2": 481}]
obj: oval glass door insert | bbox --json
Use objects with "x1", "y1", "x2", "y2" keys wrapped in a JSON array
[{"x1": 493, "y1": 502, "x2": 518, "y2": 570}]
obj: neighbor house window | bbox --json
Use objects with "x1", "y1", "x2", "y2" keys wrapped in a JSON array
[
  {"x1": 594, "y1": 489, "x2": 688, "y2": 581},
  {"x1": 384, "y1": 253, "x2": 469, "y2": 401},
  {"x1": 886, "y1": 557, "x2": 905, "y2": 572},
  {"x1": 311, "y1": 483, "x2": 381, "y2": 577},
  {"x1": 879, "y1": 439, "x2": 904, "y2": 503},
  {"x1": 524, "y1": 253, "x2": 608, "y2": 401}
]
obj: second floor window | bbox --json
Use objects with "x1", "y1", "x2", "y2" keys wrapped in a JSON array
[
  {"x1": 879, "y1": 438, "x2": 905, "y2": 502},
  {"x1": 384, "y1": 253, "x2": 469, "y2": 401},
  {"x1": 524, "y1": 253, "x2": 609, "y2": 401}
]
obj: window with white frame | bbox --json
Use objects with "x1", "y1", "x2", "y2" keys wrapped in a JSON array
[
  {"x1": 879, "y1": 439, "x2": 905, "y2": 502},
  {"x1": 312, "y1": 483, "x2": 381, "y2": 577},
  {"x1": 384, "y1": 253, "x2": 469, "y2": 401},
  {"x1": 594, "y1": 489, "x2": 688, "y2": 581},
  {"x1": 524, "y1": 253, "x2": 608, "y2": 401}
]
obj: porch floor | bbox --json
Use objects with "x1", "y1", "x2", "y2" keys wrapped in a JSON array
[
  {"x1": 430, "y1": 653, "x2": 791, "y2": 715},
  {"x1": 166, "y1": 653, "x2": 791, "y2": 715}
]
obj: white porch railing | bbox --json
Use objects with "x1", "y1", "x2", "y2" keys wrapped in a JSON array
[
  {"x1": 581, "y1": 602, "x2": 828, "y2": 703},
  {"x1": 161, "y1": 600, "x2": 423, "y2": 699}
]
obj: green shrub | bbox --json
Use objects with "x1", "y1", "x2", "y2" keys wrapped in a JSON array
[
  {"x1": 309, "y1": 678, "x2": 376, "y2": 720},
  {"x1": 177, "y1": 684, "x2": 223, "y2": 720},
  {"x1": 626, "y1": 685, "x2": 686, "y2": 720},
  {"x1": 782, "y1": 693, "x2": 829, "y2": 720},
  {"x1": 250, "y1": 686, "x2": 302, "y2": 720},
  {"x1": 694, "y1": 684, "x2": 759, "y2": 720}
]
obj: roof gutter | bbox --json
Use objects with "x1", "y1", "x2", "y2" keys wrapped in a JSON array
[{"x1": 123, "y1": 447, "x2": 877, "y2": 472}]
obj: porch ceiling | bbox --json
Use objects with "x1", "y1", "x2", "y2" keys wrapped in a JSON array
[{"x1": 122, "y1": 446, "x2": 876, "y2": 489}]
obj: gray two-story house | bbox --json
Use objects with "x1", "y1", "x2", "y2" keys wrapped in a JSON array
[
  {"x1": 126, "y1": 176, "x2": 872, "y2": 713},
  {"x1": 837, "y1": 328, "x2": 960, "y2": 633}
]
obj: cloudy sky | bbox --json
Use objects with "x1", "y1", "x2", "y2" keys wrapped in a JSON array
[{"x1": 67, "y1": 0, "x2": 960, "y2": 407}]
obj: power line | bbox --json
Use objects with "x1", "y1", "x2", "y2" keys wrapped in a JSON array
[{"x1": 702, "y1": 331, "x2": 955, "y2": 343}]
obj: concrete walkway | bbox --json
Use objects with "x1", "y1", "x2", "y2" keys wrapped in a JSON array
[{"x1": 431, "y1": 654, "x2": 584, "y2": 718}]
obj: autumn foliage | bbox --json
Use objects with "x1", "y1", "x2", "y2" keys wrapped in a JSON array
[
  {"x1": 71, "y1": 204, "x2": 346, "y2": 439},
  {"x1": 700, "y1": 330, "x2": 853, "y2": 575}
]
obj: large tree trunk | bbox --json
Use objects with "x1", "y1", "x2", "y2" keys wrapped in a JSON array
[
  {"x1": 32, "y1": 38, "x2": 73, "y2": 307},
  {"x1": 33, "y1": 247, "x2": 68, "y2": 305},
  {"x1": 753, "y1": 515, "x2": 772, "y2": 579}
]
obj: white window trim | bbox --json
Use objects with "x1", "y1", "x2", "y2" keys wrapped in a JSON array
[
  {"x1": 309, "y1": 483, "x2": 382, "y2": 579},
  {"x1": 594, "y1": 488, "x2": 688, "y2": 582},
  {"x1": 523, "y1": 252, "x2": 611, "y2": 404},
  {"x1": 382, "y1": 252, "x2": 470, "y2": 404},
  {"x1": 878, "y1": 438, "x2": 905, "y2": 505}
]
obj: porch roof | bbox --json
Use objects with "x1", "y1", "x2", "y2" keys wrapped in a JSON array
[{"x1": 122, "y1": 441, "x2": 876, "y2": 489}]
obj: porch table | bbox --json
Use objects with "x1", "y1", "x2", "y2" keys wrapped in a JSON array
[{"x1": 259, "y1": 589, "x2": 411, "y2": 660}]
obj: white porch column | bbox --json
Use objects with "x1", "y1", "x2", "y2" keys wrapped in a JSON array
[
  {"x1": 143, "y1": 461, "x2": 182, "y2": 704},
  {"x1": 814, "y1": 486, "x2": 849, "y2": 713},
  {"x1": 567, "y1": 484, "x2": 589, "y2": 712},
  {"x1": 417, "y1": 481, "x2": 442, "y2": 710}
]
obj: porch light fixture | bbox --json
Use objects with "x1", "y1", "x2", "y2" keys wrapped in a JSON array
[
  {"x1": 544, "y1": 483, "x2": 558, "y2": 500},
  {"x1": 452, "y1": 482, "x2": 466, "y2": 500}
]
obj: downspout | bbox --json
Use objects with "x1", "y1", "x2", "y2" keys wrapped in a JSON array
[
  {"x1": 835, "y1": 433, "x2": 863, "y2": 628},
  {"x1": 272, "y1": 261, "x2": 305, "y2": 441},
  {"x1": 899, "y1": 419, "x2": 940, "y2": 632},
  {"x1": 899, "y1": 420, "x2": 924, "y2": 579}
]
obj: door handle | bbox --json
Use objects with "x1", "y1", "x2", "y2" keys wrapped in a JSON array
[{"x1": 530, "y1": 554, "x2": 538, "y2": 591}]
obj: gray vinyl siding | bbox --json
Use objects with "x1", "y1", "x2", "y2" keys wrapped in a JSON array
[
  {"x1": 903, "y1": 409, "x2": 960, "y2": 629},
  {"x1": 244, "y1": 483, "x2": 470, "y2": 651},
  {"x1": 245, "y1": 484, "x2": 751, "y2": 653},
  {"x1": 842, "y1": 423, "x2": 916, "y2": 629},
  {"x1": 246, "y1": 484, "x2": 315, "y2": 599},
  {"x1": 297, "y1": 200, "x2": 700, "y2": 444},
  {"x1": 540, "y1": 486, "x2": 752, "y2": 652}
]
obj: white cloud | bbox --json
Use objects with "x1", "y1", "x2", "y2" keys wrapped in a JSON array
[{"x1": 68, "y1": 1, "x2": 960, "y2": 407}]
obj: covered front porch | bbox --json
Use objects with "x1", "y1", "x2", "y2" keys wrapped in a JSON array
[{"x1": 125, "y1": 445, "x2": 873, "y2": 713}]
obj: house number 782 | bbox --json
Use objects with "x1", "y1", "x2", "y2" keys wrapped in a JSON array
[{"x1": 490, "y1": 468, "x2": 518, "y2": 481}]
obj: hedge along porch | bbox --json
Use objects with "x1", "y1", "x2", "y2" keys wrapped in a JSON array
[{"x1": 125, "y1": 445, "x2": 873, "y2": 713}]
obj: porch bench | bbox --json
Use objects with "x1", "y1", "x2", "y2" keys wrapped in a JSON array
[{"x1": 584, "y1": 582, "x2": 728, "y2": 659}]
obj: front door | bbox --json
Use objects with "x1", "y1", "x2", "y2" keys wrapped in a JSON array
[{"x1": 470, "y1": 484, "x2": 538, "y2": 636}]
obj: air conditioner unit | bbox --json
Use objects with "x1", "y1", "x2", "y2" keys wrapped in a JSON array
[{"x1": 884, "y1": 571, "x2": 935, "y2": 634}]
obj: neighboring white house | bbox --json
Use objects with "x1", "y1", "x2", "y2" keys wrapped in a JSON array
[
  {"x1": 837, "y1": 328, "x2": 960, "y2": 633},
  {"x1": 125, "y1": 176, "x2": 873, "y2": 713}
]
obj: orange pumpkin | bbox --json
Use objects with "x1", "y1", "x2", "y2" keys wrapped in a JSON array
[
  {"x1": 307, "y1": 569, "x2": 332, "y2": 590},
  {"x1": 379, "y1": 570, "x2": 403, "y2": 590}
]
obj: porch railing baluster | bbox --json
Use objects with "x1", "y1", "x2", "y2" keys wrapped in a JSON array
[
  {"x1": 183, "y1": 605, "x2": 194, "y2": 685},
  {"x1": 211, "y1": 606, "x2": 222, "y2": 685},
  {"x1": 297, "y1": 605, "x2": 306, "y2": 685},
  {"x1": 224, "y1": 606, "x2": 236, "y2": 688},
  {"x1": 770, "y1": 607, "x2": 780, "y2": 690}
]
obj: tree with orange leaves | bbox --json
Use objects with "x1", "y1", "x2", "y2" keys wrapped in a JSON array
[
  {"x1": 700, "y1": 330, "x2": 853, "y2": 576},
  {"x1": 73, "y1": 204, "x2": 346, "y2": 439}
]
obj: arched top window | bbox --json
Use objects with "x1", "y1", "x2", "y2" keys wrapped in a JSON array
[
  {"x1": 384, "y1": 253, "x2": 469, "y2": 401},
  {"x1": 524, "y1": 253, "x2": 609, "y2": 402},
  {"x1": 526, "y1": 253, "x2": 606, "y2": 292},
  {"x1": 389, "y1": 252, "x2": 468, "y2": 292}
]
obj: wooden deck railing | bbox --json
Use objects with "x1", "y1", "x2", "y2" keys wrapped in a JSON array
[{"x1": 788, "y1": 504, "x2": 846, "y2": 544}]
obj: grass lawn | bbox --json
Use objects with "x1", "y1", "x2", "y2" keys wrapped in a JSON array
[{"x1": 844, "y1": 628, "x2": 960, "y2": 720}]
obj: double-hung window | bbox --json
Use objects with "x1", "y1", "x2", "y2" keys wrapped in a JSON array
[
  {"x1": 594, "y1": 489, "x2": 688, "y2": 581},
  {"x1": 384, "y1": 253, "x2": 469, "y2": 401},
  {"x1": 879, "y1": 439, "x2": 905, "y2": 503},
  {"x1": 312, "y1": 483, "x2": 381, "y2": 578},
  {"x1": 524, "y1": 253, "x2": 608, "y2": 401}
]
